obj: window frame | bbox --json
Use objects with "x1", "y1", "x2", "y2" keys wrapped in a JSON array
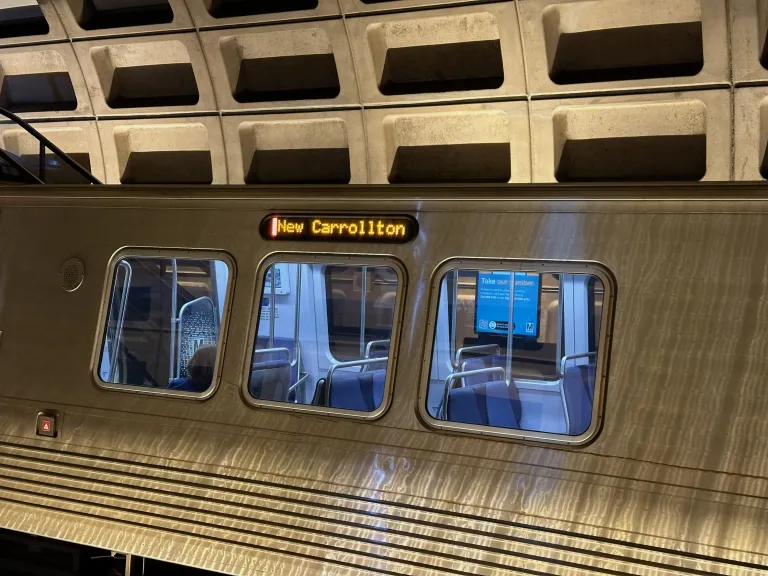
[
  {"x1": 418, "y1": 258, "x2": 615, "y2": 446},
  {"x1": 91, "y1": 247, "x2": 236, "y2": 401},
  {"x1": 242, "y1": 252, "x2": 407, "y2": 421}
]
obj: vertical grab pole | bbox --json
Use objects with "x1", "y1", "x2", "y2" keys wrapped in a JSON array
[
  {"x1": 38, "y1": 141, "x2": 45, "y2": 183},
  {"x1": 169, "y1": 258, "x2": 178, "y2": 380},
  {"x1": 294, "y1": 264, "x2": 302, "y2": 395},
  {"x1": 269, "y1": 265, "x2": 277, "y2": 349},
  {"x1": 505, "y1": 271, "x2": 516, "y2": 385},
  {"x1": 359, "y1": 265, "x2": 367, "y2": 359},
  {"x1": 556, "y1": 274, "x2": 563, "y2": 377},
  {"x1": 450, "y1": 270, "x2": 458, "y2": 367}
]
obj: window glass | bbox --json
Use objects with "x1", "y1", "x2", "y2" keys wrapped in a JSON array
[
  {"x1": 249, "y1": 262, "x2": 400, "y2": 414},
  {"x1": 427, "y1": 265, "x2": 608, "y2": 439},
  {"x1": 98, "y1": 255, "x2": 231, "y2": 395},
  {"x1": 325, "y1": 265, "x2": 399, "y2": 361},
  {"x1": 448, "y1": 271, "x2": 561, "y2": 380}
]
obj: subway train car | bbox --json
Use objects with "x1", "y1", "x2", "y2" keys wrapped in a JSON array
[{"x1": 0, "y1": 184, "x2": 765, "y2": 575}]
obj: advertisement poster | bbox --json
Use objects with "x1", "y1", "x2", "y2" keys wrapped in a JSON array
[{"x1": 475, "y1": 272, "x2": 540, "y2": 337}]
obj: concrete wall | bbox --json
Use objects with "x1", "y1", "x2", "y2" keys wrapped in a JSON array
[{"x1": 0, "y1": 0, "x2": 760, "y2": 184}]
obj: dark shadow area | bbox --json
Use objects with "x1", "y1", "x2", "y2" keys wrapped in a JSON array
[
  {"x1": 388, "y1": 143, "x2": 510, "y2": 183},
  {"x1": 758, "y1": 146, "x2": 768, "y2": 180},
  {"x1": 0, "y1": 13, "x2": 48, "y2": 38},
  {"x1": 0, "y1": 528, "x2": 226, "y2": 574},
  {"x1": 556, "y1": 135, "x2": 706, "y2": 181},
  {"x1": 20, "y1": 152, "x2": 92, "y2": 184},
  {"x1": 121, "y1": 150, "x2": 213, "y2": 184},
  {"x1": 0, "y1": 152, "x2": 36, "y2": 185},
  {"x1": 234, "y1": 53, "x2": 340, "y2": 103},
  {"x1": 0, "y1": 529, "x2": 120, "y2": 575},
  {"x1": 760, "y1": 32, "x2": 768, "y2": 70},
  {"x1": 0, "y1": 73, "x2": 77, "y2": 112},
  {"x1": 208, "y1": 0, "x2": 318, "y2": 18},
  {"x1": 379, "y1": 39, "x2": 504, "y2": 95},
  {"x1": 245, "y1": 148, "x2": 351, "y2": 184},
  {"x1": 106, "y1": 63, "x2": 199, "y2": 108},
  {"x1": 549, "y1": 22, "x2": 703, "y2": 84},
  {"x1": 67, "y1": 0, "x2": 173, "y2": 30}
]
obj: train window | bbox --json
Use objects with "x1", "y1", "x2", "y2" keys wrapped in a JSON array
[
  {"x1": 246, "y1": 257, "x2": 405, "y2": 418},
  {"x1": 95, "y1": 251, "x2": 233, "y2": 398},
  {"x1": 422, "y1": 260, "x2": 613, "y2": 444}
]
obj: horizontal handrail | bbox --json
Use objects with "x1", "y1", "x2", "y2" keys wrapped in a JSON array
[
  {"x1": 559, "y1": 351, "x2": 597, "y2": 378},
  {"x1": 252, "y1": 347, "x2": 291, "y2": 369},
  {"x1": 365, "y1": 339, "x2": 390, "y2": 358},
  {"x1": 0, "y1": 107, "x2": 101, "y2": 184},
  {"x1": 453, "y1": 344, "x2": 500, "y2": 368}
]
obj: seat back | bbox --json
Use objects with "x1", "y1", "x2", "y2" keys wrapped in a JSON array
[
  {"x1": 562, "y1": 364, "x2": 595, "y2": 435},
  {"x1": 485, "y1": 380, "x2": 522, "y2": 428},
  {"x1": 326, "y1": 369, "x2": 387, "y2": 411},
  {"x1": 460, "y1": 355, "x2": 506, "y2": 387},
  {"x1": 249, "y1": 361, "x2": 291, "y2": 401},
  {"x1": 446, "y1": 383, "x2": 486, "y2": 425},
  {"x1": 447, "y1": 380, "x2": 521, "y2": 428}
]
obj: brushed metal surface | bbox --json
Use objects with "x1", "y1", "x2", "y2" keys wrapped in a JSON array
[{"x1": 0, "y1": 185, "x2": 765, "y2": 574}]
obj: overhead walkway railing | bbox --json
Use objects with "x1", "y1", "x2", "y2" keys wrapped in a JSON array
[{"x1": 0, "y1": 108, "x2": 101, "y2": 185}]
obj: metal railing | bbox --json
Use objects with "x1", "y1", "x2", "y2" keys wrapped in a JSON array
[
  {"x1": 453, "y1": 344, "x2": 500, "y2": 369},
  {"x1": 0, "y1": 107, "x2": 101, "y2": 185},
  {"x1": 559, "y1": 351, "x2": 598, "y2": 433}
]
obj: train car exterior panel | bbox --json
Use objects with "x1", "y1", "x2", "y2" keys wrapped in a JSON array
[{"x1": 0, "y1": 187, "x2": 764, "y2": 574}]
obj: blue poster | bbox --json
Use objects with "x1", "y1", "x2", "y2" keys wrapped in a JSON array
[{"x1": 475, "y1": 272, "x2": 540, "y2": 337}]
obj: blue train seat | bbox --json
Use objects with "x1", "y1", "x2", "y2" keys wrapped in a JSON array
[
  {"x1": 447, "y1": 380, "x2": 521, "y2": 428},
  {"x1": 311, "y1": 369, "x2": 386, "y2": 412},
  {"x1": 562, "y1": 363, "x2": 597, "y2": 435},
  {"x1": 329, "y1": 369, "x2": 386, "y2": 411},
  {"x1": 456, "y1": 356, "x2": 522, "y2": 424}
]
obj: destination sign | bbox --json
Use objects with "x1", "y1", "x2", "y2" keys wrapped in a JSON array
[{"x1": 260, "y1": 214, "x2": 418, "y2": 243}]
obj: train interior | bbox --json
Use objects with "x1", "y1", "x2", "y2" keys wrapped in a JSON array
[
  {"x1": 251, "y1": 263, "x2": 605, "y2": 436},
  {"x1": 98, "y1": 254, "x2": 603, "y2": 438},
  {"x1": 428, "y1": 269, "x2": 605, "y2": 435},
  {"x1": 98, "y1": 256, "x2": 230, "y2": 392}
]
